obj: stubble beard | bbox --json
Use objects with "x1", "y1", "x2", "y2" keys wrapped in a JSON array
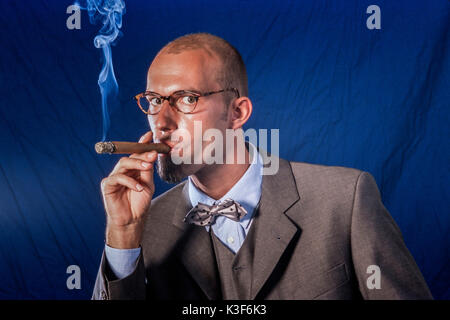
[
  {"x1": 156, "y1": 152, "x2": 207, "y2": 184},
  {"x1": 156, "y1": 154, "x2": 186, "y2": 184}
]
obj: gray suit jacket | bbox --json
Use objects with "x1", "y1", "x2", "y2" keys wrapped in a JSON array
[{"x1": 92, "y1": 158, "x2": 433, "y2": 300}]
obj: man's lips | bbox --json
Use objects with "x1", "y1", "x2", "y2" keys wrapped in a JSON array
[
  {"x1": 155, "y1": 132, "x2": 185, "y2": 153},
  {"x1": 156, "y1": 139, "x2": 180, "y2": 155}
]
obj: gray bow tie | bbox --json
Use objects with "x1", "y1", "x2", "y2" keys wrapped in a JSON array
[{"x1": 183, "y1": 198, "x2": 248, "y2": 226}]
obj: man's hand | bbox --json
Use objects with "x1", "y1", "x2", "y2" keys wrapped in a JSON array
[{"x1": 101, "y1": 131, "x2": 157, "y2": 249}]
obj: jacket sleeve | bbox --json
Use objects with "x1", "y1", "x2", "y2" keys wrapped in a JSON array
[
  {"x1": 350, "y1": 172, "x2": 433, "y2": 299},
  {"x1": 91, "y1": 249, "x2": 147, "y2": 300}
]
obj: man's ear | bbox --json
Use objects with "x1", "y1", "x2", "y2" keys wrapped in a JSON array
[{"x1": 230, "y1": 97, "x2": 253, "y2": 130}]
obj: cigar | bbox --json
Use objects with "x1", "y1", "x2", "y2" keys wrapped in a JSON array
[{"x1": 95, "y1": 141, "x2": 171, "y2": 154}]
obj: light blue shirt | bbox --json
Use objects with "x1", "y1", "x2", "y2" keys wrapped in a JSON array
[
  {"x1": 187, "y1": 144, "x2": 263, "y2": 253},
  {"x1": 105, "y1": 144, "x2": 263, "y2": 279}
]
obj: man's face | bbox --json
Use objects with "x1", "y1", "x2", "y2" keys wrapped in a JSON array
[{"x1": 146, "y1": 49, "x2": 230, "y2": 183}]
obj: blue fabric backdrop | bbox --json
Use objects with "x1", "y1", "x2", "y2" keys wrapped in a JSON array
[{"x1": 0, "y1": 0, "x2": 448, "y2": 299}]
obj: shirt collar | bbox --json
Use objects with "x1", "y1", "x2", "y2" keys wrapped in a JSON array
[{"x1": 188, "y1": 143, "x2": 263, "y2": 229}]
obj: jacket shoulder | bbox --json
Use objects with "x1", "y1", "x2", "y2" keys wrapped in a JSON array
[
  {"x1": 287, "y1": 161, "x2": 369, "y2": 220},
  {"x1": 289, "y1": 161, "x2": 364, "y2": 186},
  {"x1": 288, "y1": 161, "x2": 382, "y2": 203}
]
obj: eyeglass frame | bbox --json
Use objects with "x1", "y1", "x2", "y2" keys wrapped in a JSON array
[{"x1": 134, "y1": 87, "x2": 240, "y2": 115}]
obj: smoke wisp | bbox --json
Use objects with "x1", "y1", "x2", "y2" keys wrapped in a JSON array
[{"x1": 77, "y1": 0, "x2": 126, "y2": 141}]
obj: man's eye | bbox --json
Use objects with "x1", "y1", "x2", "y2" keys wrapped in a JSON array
[
  {"x1": 149, "y1": 97, "x2": 162, "y2": 105},
  {"x1": 180, "y1": 95, "x2": 197, "y2": 105}
]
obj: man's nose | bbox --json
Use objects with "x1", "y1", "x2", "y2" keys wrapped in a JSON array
[{"x1": 152, "y1": 100, "x2": 177, "y2": 139}]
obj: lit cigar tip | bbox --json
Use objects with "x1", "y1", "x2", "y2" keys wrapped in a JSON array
[{"x1": 95, "y1": 141, "x2": 115, "y2": 154}]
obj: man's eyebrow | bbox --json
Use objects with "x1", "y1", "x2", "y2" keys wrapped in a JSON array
[
  {"x1": 145, "y1": 88, "x2": 203, "y2": 95},
  {"x1": 172, "y1": 89, "x2": 202, "y2": 94}
]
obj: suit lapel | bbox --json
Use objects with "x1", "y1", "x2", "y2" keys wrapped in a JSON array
[
  {"x1": 171, "y1": 182, "x2": 221, "y2": 300},
  {"x1": 250, "y1": 158, "x2": 300, "y2": 299}
]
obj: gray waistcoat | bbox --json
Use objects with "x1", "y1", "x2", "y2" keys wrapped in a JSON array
[{"x1": 210, "y1": 219, "x2": 257, "y2": 300}]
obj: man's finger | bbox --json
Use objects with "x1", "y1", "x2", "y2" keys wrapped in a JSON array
[
  {"x1": 139, "y1": 168, "x2": 154, "y2": 192},
  {"x1": 111, "y1": 157, "x2": 153, "y2": 175},
  {"x1": 102, "y1": 174, "x2": 144, "y2": 194},
  {"x1": 129, "y1": 150, "x2": 158, "y2": 163},
  {"x1": 138, "y1": 131, "x2": 153, "y2": 143},
  {"x1": 129, "y1": 131, "x2": 155, "y2": 158}
]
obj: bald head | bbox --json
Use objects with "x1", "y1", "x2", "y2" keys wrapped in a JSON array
[{"x1": 155, "y1": 33, "x2": 248, "y2": 98}]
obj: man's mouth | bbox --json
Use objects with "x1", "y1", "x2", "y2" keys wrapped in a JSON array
[
  {"x1": 155, "y1": 131, "x2": 186, "y2": 156},
  {"x1": 160, "y1": 139, "x2": 176, "y2": 149},
  {"x1": 156, "y1": 137, "x2": 180, "y2": 156}
]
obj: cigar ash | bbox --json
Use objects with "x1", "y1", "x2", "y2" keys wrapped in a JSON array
[{"x1": 95, "y1": 142, "x2": 116, "y2": 154}]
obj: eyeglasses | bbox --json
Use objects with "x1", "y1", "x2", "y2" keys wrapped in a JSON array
[{"x1": 134, "y1": 88, "x2": 240, "y2": 115}]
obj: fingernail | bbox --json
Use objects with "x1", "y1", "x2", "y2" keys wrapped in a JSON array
[
  {"x1": 147, "y1": 152, "x2": 156, "y2": 159},
  {"x1": 139, "y1": 136, "x2": 145, "y2": 143},
  {"x1": 141, "y1": 162, "x2": 150, "y2": 168},
  {"x1": 136, "y1": 184, "x2": 143, "y2": 191}
]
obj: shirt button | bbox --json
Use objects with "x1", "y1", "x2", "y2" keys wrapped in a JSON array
[{"x1": 227, "y1": 236, "x2": 235, "y2": 244}]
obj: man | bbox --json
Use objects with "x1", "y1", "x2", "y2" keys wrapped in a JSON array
[{"x1": 92, "y1": 33, "x2": 432, "y2": 300}]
